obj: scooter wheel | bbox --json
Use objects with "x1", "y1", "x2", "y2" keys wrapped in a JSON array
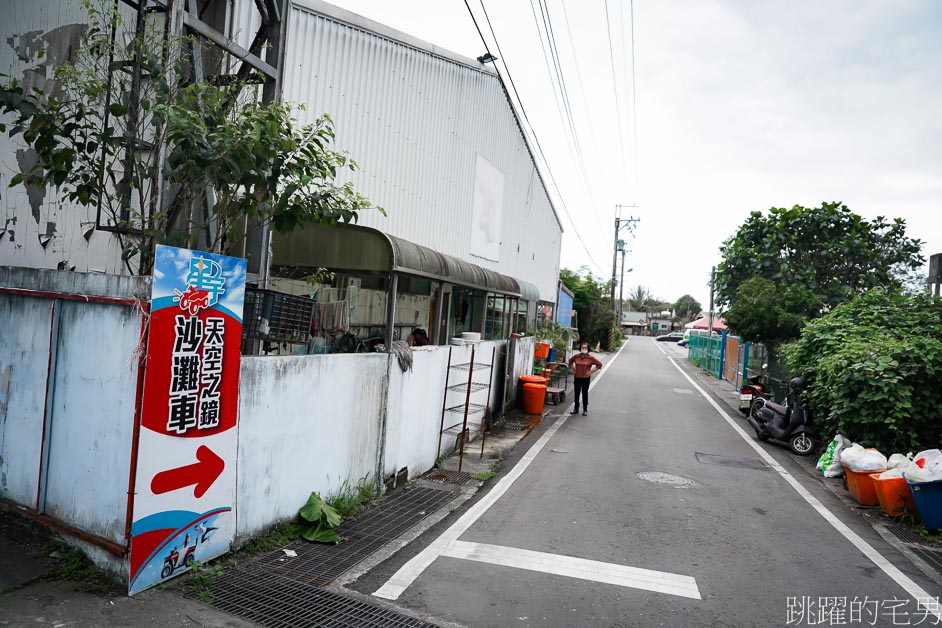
[
  {"x1": 161, "y1": 564, "x2": 173, "y2": 579},
  {"x1": 789, "y1": 433, "x2": 816, "y2": 456}
]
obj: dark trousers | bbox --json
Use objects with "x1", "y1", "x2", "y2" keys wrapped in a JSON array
[{"x1": 573, "y1": 377, "x2": 590, "y2": 412}]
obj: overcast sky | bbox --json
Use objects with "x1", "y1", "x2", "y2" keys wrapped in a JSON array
[{"x1": 327, "y1": 0, "x2": 942, "y2": 310}]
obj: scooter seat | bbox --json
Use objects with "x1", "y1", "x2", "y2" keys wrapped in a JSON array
[{"x1": 765, "y1": 401, "x2": 788, "y2": 415}]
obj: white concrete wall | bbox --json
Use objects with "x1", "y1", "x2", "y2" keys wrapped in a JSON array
[
  {"x1": 383, "y1": 347, "x2": 451, "y2": 480},
  {"x1": 0, "y1": 268, "x2": 147, "y2": 546},
  {"x1": 234, "y1": 353, "x2": 388, "y2": 542}
]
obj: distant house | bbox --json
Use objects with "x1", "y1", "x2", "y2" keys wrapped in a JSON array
[{"x1": 621, "y1": 311, "x2": 647, "y2": 335}]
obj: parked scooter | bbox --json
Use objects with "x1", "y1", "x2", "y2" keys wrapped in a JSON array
[
  {"x1": 738, "y1": 363, "x2": 771, "y2": 416},
  {"x1": 746, "y1": 376, "x2": 818, "y2": 455}
]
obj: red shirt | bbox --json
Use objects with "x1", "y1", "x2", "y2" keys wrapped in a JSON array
[{"x1": 568, "y1": 352, "x2": 602, "y2": 379}]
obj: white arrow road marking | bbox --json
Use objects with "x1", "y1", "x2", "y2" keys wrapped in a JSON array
[
  {"x1": 442, "y1": 541, "x2": 701, "y2": 600},
  {"x1": 374, "y1": 340, "x2": 632, "y2": 601}
]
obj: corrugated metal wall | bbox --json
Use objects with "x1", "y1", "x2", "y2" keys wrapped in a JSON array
[{"x1": 283, "y1": 3, "x2": 563, "y2": 302}]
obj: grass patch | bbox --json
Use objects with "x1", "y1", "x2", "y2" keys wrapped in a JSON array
[
  {"x1": 41, "y1": 542, "x2": 113, "y2": 590},
  {"x1": 470, "y1": 460, "x2": 502, "y2": 482},
  {"x1": 326, "y1": 477, "x2": 377, "y2": 519},
  {"x1": 188, "y1": 560, "x2": 225, "y2": 602},
  {"x1": 239, "y1": 519, "x2": 306, "y2": 554}
]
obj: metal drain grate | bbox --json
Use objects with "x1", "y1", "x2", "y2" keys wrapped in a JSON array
[
  {"x1": 205, "y1": 571, "x2": 435, "y2": 627},
  {"x1": 912, "y1": 548, "x2": 942, "y2": 573},
  {"x1": 188, "y1": 486, "x2": 454, "y2": 624},
  {"x1": 887, "y1": 525, "x2": 933, "y2": 546},
  {"x1": 424, "y1": 469, "x2": 472, "y2": 485},
  {"x1": 500, "y1": 420, "x2": 528, "y2": 431}
]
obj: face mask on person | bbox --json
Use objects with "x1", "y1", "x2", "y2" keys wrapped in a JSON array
[{"x1": 581, "y1": 348, "x2": 588, "y2": 354}]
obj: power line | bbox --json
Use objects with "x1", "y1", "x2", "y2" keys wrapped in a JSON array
[
  {"x1": 603, "y1": 0, "x2": 631, "y2": 189},
  {"x1": 464, "y1": 0, "x2": 606, "y2": 274},
  {"x1": 629, "y1": 0, "x2": 640, "y2": 196},
  {"x1": 536, "y1": 0, "x2": 605, "y2": 239}
]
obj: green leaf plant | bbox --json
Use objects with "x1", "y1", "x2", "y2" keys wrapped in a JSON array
[{"x1": 298, "y1": 492, "x2": 342, "y2": 544}]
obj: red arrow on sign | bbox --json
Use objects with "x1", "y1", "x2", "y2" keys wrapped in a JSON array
[{"x1": 151, "y1": 445, "x2": 225, "y2": 498}]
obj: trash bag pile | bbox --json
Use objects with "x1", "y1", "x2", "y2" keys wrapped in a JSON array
[{"x1": 816, "y1": 435, "x2": 942, "y2": 484}]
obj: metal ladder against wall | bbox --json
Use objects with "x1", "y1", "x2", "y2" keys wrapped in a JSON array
[{"x1": 436, "y1": 345, "x2": 496, "y2": 472}]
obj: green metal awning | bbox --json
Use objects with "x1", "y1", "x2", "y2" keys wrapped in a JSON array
[{"x1": 272, "y1": 223, "x2": 536, "y2": 298}]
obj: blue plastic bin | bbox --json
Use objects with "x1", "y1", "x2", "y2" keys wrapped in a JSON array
[
  {"x1": 548, "y1": 348, "x2": 557, "y2": 364},
  {"x1": 906, "y1": 478, "x2": 942, "y2": 529}
]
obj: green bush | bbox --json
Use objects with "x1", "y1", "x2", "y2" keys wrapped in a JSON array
[{"x1": 785, "y1": 289, "x2": 942, "y2": 453}]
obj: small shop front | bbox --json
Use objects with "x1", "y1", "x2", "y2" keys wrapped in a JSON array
[{"x1": 251, "y1": 223, "x2": 541, "y2": 354}]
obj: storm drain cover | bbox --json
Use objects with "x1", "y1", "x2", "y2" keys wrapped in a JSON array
[
  {"x1": 673, "y1": 388, "x2": 694, "y2": 395},
  {"x1": 500, "y1": 420, "x2": 529, "y2": 431},
  {"x1": 637, "y1": 471, "x2": 696, "y2": 488},
  {"x1": 912, "y1": 548, "x2": 942, "y2": 574},
  {"x1": 887, "y1": 525, "x2": 930, "y2": 546},
  {"x1": 424, "y1": 469, "x2": 472, "y2": 485},
  {"x1": 187, "y1": 486, "x2": 454, "y2": 624},
  {"x1": 202, "y1": 571, "x2": 435, "y2": 627},
  {"x1": 695, "y1": 452, "x2": 768, "y2": 471},
  {"x1": 883, "y1": 526, "x2": 928, "y2": 545}
]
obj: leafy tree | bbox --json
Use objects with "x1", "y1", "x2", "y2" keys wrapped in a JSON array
[
  {"x1": 717, "y1": 202, "x2": 923, "y2": 346},
  {"x1": 673, "y1": 295, "x2": 701, "y2": 322},
  {"x1": 0, "y1": 0, "x2": 380, "y2": 272},
  {"x1": 785, "y1": 289, "x2": 942, "y2": 453},
  {"x1": 724, "y1": 278, "x2": 817, "y2": 347},
  {"x1": 560, "y1": 267, "x2": 617, "y2": 350}
]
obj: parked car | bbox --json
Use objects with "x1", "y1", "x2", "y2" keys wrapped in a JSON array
[{"x1": 656, "y1": 332, "x2": 684, "y2": 342}]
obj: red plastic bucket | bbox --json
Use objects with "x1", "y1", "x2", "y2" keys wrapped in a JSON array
[{"x1": 522, "y1": 382, "x2": 547, "y2": 415}]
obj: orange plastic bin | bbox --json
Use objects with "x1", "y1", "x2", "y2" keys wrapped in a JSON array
[
  {"x1": 870, "y1": 473, "x2": 916, "y2": 517},
  {"x1": 522, "y1": 382, "x2": 547, "y2": 415},
  {"x1": 844, "y1": 466, "x2": 884, "y2": 506}
]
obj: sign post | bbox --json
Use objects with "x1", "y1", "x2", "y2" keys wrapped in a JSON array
[{"x1": 129, "y1": 245, "x2": 246, "y2": 595}]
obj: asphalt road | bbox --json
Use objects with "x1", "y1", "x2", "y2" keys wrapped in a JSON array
[{"x1": 355, "y1": 338, "x2": 942, "y2": 627}]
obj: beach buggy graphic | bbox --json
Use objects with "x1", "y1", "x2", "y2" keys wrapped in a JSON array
[
  {"x1": 160, "y1": 522, "x2": 219, "y2": 579},
  {"x1": 129, "y1": 245, "x2": 245, "y2": 596}
]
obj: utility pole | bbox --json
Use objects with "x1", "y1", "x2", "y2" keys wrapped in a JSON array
[
  {"x1": 708, "y1": 266, "x2": 716, "y2": 335},
  {"x1": 617, "y1": 246, "x2": 627, "y2": 326},
  {"x1": 610, "y1": 206, "x2": 640, "y2": 315}
]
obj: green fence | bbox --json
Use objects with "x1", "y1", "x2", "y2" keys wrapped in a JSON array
[
  {"x1": 688, "y1": 333, "x2": 722, "y2": 375},
  {"x1": 689, "y1": 333, "x2": 789, "y2": 402}
]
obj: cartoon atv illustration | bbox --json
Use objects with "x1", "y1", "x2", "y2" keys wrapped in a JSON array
[{"x1": 160, "y1": 525, "x2": 217, "y2": 579}]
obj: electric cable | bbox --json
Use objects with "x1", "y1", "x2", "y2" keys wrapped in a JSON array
[{"x1": 604, "y1": 0, "x2": 631, "y2": 188}]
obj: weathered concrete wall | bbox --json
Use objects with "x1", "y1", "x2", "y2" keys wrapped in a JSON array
[
  {"x1": 234, "y1": 353, "x2": 388, "y2": 543},
  {"x1": 0, "y1": 268, "x2": 144, "y2": 548},
  {"x1": 383, "y1": 347, "x2": 451, "y2": 480},
  {"x1": 0, "y1": 293, "x2": 53, "y2": 507},
  {"x1": 41, "y1": 299, "x2": 141, "y2": 544}
]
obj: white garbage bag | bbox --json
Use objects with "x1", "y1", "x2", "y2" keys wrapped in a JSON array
[
  {"x1": 887, "y1": 453, "x2": 911, "y2": 470},
  {"x1": 879, "y1": 468, "x2": 904, "y2": 479},
  {"x1": 904, "y1": 450, "x2": 942, "y2": 483},
  {"x1": 840, "y1": 444, "x2": 887, "y2": 472}
]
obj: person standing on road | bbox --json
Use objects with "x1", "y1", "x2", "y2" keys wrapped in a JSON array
[{"x1": 568, "y1": 343, "x2": 602, "y2": 416}]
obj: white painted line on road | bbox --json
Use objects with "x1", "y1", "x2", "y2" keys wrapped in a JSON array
[
  {"x1": 652, "y1": 338, "x2": 668, "y2": 355},
  {"x1": 373, "y1": 340, "x2": 632, "y2": 601},
  {"x1": 442, "y1": 541, "x2": 702, "y2": 600},
  {"x1": 668, "y1": 358, "x2": 942, "y2": 621}
]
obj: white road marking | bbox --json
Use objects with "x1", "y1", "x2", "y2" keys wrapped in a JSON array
[
  {"x1": 668, "y1": 357, "x2": 942, "y2": 621},
  {"x1": 442, "y1": 541, "x2": 702, "y2": 600},
  {"x1": 373, "y1": 340, "x2": 632, "y2": 601}
]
